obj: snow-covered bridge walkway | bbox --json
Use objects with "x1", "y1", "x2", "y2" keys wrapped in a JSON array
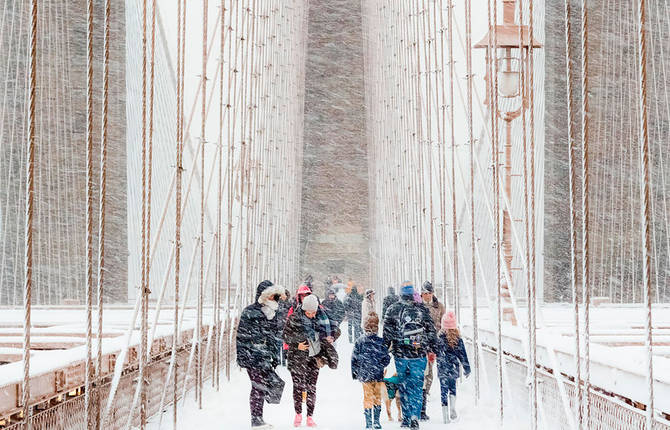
[{"x1": 147, "y1": 331, "x2": 515, "y2": 430}]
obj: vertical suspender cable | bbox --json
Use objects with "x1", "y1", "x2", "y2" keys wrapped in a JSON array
[
  {"x1": 173, "y1": 0, "x2": 186, "y2": 426},
  {"x1": 579, "y1": 0, "x2": 591, "y2": 424},
  {"x1": 146, "y1": 0, "x2": 157, "y2": 367},
  {"x1": 139, "y1": 0, "x2": 149, "y2": 427},
  {"x1": 562, "y1": 0, "x2": 582, "y2": 426},
  {"x1": 215, "y1": 0, "x2": 226, "y2": 392},
  {"x1": 198, "y1": 0, "x2": 209, "y2": 410},
  {"x1": 447, "y1": 0, "x2": 459, "y2": 320},
  {"x1": 96, "y1": 0, "x2": 111, "y2": 427},
  {"x1": 464, "y1": 0, "x2": 480, "y2": 402},
  {"x1": 23, "y1": 0, "x2": 38, "y2": 426},
  {"x1": 527, "y1": 0, "x2": 539, "y2": 428},
  {"x1": 84, "y1": 0, "x2": 95, "y2": 426},
  {"x1": 487, "y1": 0, "x2": 504, "y2": 421},
  {"x1": 635, "y1": 0, "x2": 655, "y2": 427}
]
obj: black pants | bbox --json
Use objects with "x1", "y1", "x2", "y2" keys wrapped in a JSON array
[
  {"x1": 247, "y1": 368, "x2": 269, "y2": 418},
  {"x1": 290, "y1": 361, "x2": 320, "y2": 416}
]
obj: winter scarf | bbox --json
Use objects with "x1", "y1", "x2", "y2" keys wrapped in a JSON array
[{"x1": 258, "y1": 285, "x2": 284, "y2": 320}]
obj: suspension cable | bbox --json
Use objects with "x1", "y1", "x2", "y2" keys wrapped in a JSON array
[{"x1": 636, "y1": 0, "x2": 655, "y2": 427}]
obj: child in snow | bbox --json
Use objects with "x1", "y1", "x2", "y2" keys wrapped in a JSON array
[
  {"x1": 436, "y1": 311, "x2": 471, "y2": 423},
  {"x1": 351, "y1": 312, "x2": 390, "y2": 429}
]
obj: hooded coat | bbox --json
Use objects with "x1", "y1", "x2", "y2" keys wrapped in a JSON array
[
  {"x1": 236, "y1": 281, "x2": 285, "y2": 369},
  {"x1": 351, "y1": 333, "x2": 390, "y2": 382}
]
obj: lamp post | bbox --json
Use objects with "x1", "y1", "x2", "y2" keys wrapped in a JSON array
[{"x1": 475, "y1": 0, "x2": 541, "y2": 324}]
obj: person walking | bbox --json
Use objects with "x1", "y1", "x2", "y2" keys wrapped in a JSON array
[
  {"x1": 344, "y1": 285, "x2": 363, "y2": 343},
  {"x1": 236, "y1": 280, "x2": 286, "y2": 428},
  {"x1": 351, "y1": 312, "x2": 390, "y2": 429},
  {"x1": 382, "y1": 281, "x2": 437, "y2": 429},
  {"x1": 322, "y1": 287, "x2": 345, "y2": 328},
  {"x1": 419, "y1": 281, "x2": 445, "y2": 421},
  {"x1": 283, "y1": 294, "x2": 328, "y2": 427},
  {"x1": 362, "y1": 289, "x2": 376, "y2": 321},
  {"x1": 436, "y1": 311, "x2": 470, "y2": 423},
  {"x1": 382, "y1": 287, "x2": 399, "y2": 319}
]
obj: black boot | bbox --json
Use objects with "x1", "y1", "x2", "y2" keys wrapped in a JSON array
[
  {"x1": 373, "y1": 405, "x2": 382, "y2": 429},
  {"x1": 251, "y1": 416, "x2": 266, "y2": 428},
  {"x1": 419, "y1": 389, "x2": 429, "y2": 421}
]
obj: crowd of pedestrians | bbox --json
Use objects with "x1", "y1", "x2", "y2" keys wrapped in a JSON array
[{"x1": 235, "y1": 278, "x2": 470, "y2": 429}]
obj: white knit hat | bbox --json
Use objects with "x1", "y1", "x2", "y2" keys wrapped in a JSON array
[{"x1": 302, "y1": 294, "x2": 319, "y2": 312}]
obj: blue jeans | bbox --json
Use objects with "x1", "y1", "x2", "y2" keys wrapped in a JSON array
[
  {"x1": 395, "y1": 357, "x2": 427, "y2": 422},
  {"x1": 439, "y1": 377, "x2": 456, "y2": 405}
]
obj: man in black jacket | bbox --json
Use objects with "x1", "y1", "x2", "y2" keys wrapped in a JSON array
[
  {"x1": 322, "y1": 287, "x2": 345, "y2": 327},
  {"x1": 344, "y1": 286, "x2": 363, "y2": 343},
  {"x1": 382, "y1": 286, "x2": 399, "y2": 319},
  {"x1": 382, "y1": 281, "x2": 437, "y2": 429},
  {"x1": 236, "y1": 280, "x2": 286, "y2": 428}
]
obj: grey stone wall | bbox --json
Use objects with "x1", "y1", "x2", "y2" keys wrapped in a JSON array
[
  {"x1": 300, "y1": 0, "x2": 370, "y2": 294},
  {"x1": 0, "y1": 0, "x2": 127, "y2": 304}
]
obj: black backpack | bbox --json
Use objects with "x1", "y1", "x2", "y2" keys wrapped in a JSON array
[{"x1": 398, "y1": 304, "x2": 427, "y2": 349}]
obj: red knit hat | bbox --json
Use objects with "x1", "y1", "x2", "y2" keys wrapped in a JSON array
[
  {"x1": 297, "y1": 284, "x2": 312, "y2": 296},
  {"x1": 441, "y1": 311, "x2": 457, "y2": 330}
]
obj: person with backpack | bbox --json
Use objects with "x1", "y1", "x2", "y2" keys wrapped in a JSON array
[
  {"x1": 344, "y1": 285, "x2": 363, "y2": 343},
  {"x1": 436, "y1": 311, "x2": 470, "y2": 423},
  {"x1": 351, "y1": 312, "x2": 390, "y2": 429},
  {"x1": 419, "y1": 281, "x2": 445, "y2": 421},
  {"x1": 382, "y1": 281, "x2": 437, "y2": 429},
  {"x1": 236, "y1": 280, "x2": 287, "y2": 428}
]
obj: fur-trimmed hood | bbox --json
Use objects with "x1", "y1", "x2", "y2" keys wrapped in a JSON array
[{"x1": 257, "y1": 284, "x2": 285, "y2": 306}]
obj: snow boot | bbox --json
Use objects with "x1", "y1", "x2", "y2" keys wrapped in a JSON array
[
  {"x1": 364, "y1": 409, "x2": 373, "y2": 429},
  {"x1": 306, "y1": 416, "x2": 317, "y2": 427},
  {"x1": 251, "y1": 416, "x2": 273, "y2": 429},
  {"x1": 409, "y1": 417, "x2": 420, "y2": 429},
  {"x1": 442, "y1": 405, "x2": 450, "y2": 424},
  {"x1": 449, "y1": 394, "x2": 458, "y2": 420},
  {"x1": 373, "y1": 405, "x2": 382, "y2": 429},
  {"x1": 419, "y1": 389, "x2": 429, "y2": 421},
  {"x1": 293, "y1": 414, "x2": 302, "y2": 427}
]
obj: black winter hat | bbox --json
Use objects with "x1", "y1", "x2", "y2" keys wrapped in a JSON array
[
  {"x1": 421, "y1": 281, "x2": 434, "y2": 293},
  {"x1": 388, "y1": 286, "x2": 396, "y2": 295},
  {"x1": 255, "y1": 280, "x2": 274, "y2": 300}
]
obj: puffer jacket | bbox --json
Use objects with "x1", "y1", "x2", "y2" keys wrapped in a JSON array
[
  {"x1": 236, "y1": 281, "x2": 285, "y2": 369},
  {"x1": 351, "y1": 334, "x2": 390, "y2": 382},
  {"x1": 435, "y1": 332, "x2": 471, "y2": 380}
]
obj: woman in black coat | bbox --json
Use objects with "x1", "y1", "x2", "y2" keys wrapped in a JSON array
[
  {"x1": 236, "y1": 280, "x2": 286, "y2": 428},
  {"x1": 283, "y1": 294, "x2": 325, "y2": 427}
]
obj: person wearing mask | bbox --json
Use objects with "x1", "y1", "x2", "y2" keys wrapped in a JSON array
[
  {"x1": 344, "y1": 285, "x2": 364, "y2": 343},
  {"x1": 236, "y1": 280, "x2": 286, "y2": 428},
  {"x1": 382, "y1": 287, "x2": 399, "y2": 320},
  {"x1": 382, "y1": 281, "x2": 437, "y2": 429},
  {"x1": 284, "y1": 294, "x2": 329, "y2": 427},
  {"x1": 419, "y1": 281, "x2": 445, "y2": 421}
]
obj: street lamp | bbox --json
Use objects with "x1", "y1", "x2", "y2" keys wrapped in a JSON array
[{"x1": 474, "y1": 0, "x2": 541, "y2": 325}]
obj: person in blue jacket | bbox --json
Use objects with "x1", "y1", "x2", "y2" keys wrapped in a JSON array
[
  {"x1": 436, "y1": 311, "x2": 471, "y2": 423},
  {"x1": 351, "y1": 312, "x2": 390, "y2": 429},
  {"x1": 382, "y1": 281, "x2": 437, "y2": 429}
]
